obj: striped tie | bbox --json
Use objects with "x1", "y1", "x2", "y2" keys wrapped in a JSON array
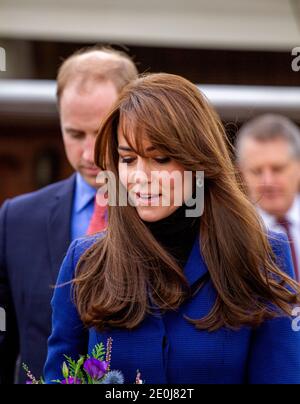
[
  {"x1": 276, "y1": 217, "x2": 299, "y2": 281},
  {"x1": 86, "y1": 193, "x2": 108, "y2": 235}
]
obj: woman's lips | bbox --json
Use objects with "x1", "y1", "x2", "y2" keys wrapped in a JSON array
[{"x1": 135, "y1": 192, "x2": 162, "y2": 205}]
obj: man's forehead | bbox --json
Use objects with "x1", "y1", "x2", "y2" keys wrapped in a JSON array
[
  {"x1": 240, "y1": 137, "x2": 293, "y2": 167},
  {"x1": 241, "y1": 137, "x2": 291, "y2": 156},
  {"x1": 60, "y1": 80, "x2": 118, "y2": 125},
  {"x1": 63, "y1": 78, "x2": 116, "y2": 97}
]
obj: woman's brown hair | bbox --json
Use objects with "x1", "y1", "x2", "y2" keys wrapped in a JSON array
[{"x1": 73, "y1": 73, "x2": 300, "y2": 331}]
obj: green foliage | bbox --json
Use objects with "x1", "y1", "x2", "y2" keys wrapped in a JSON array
[
  {"x1": 91, "y1": 343, "x2": 105, "y2": 361},
  {"x1": 22, "y1": 363, "x2": 44, "y2": 384},
  {"x1": 64, "y1": 355, "x2": 85, "y2": 381},
  {"x1": 23, "y1": 338, "x2": 131, "y2": 385}
]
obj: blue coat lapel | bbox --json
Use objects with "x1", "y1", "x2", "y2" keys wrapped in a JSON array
[{"x1": 184, "y1": 237, "x2": 208, "y2": 286}]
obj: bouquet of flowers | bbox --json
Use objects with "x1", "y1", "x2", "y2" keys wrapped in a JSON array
[{"x1": 23, "y1": 337, "x2": 143, "y2": 385}]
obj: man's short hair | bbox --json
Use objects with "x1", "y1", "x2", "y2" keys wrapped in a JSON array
[
  {"x1": 235, "y1": 114, "x2": 300, "y2": 162},
  {"x1": 57, "y1": 46, "x2": 138, "y2": 102}
]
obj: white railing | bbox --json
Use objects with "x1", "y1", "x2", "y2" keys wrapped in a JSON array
[{"x1": 0, "y1": 80, "x2": 300, "y2": 122}]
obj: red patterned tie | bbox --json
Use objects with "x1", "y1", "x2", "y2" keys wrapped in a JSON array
[
  {"x1": 86, "y1": 193, "x2": 108, "y2": 235},
  {"x1": 276, "y1": 217, "x2": 299, "y2": 281}
]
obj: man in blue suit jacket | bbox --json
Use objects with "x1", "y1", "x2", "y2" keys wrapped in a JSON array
[
  {"x1": 0, "y1": 176, "x2": 76, "y2": 384},
  {"x1": 0, "y1": 47, "x2": 138, "y2": 384}
]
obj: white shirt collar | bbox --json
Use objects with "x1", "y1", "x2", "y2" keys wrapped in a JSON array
[
  {"x1": 256, "y1": 194, "x2": 300, "y2": 227},
  {"x1": 287, "y1": 195, "x2": 300, "y2": 226}
]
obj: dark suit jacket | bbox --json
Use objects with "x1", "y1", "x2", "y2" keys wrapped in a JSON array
[{"x1": 0, "y1": 175, "x2": 76, "y2": 384}]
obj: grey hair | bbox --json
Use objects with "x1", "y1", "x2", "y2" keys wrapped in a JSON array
[{"x1": 235, "y1": 114, "x2": 300, "y2": 163}]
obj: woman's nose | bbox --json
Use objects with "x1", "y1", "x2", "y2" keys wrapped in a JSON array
[{"x1": 133, "y1": 158, "x2": 152, "y2": 184}]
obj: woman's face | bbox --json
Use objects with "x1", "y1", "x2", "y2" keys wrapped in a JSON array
[{"x1": 117, "y1": 124, "x2": 193, "y2": 222}]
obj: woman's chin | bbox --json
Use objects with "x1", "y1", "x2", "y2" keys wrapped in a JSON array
[{"x1": 137, "y1": 206, "x2": 178, "y2": 222}]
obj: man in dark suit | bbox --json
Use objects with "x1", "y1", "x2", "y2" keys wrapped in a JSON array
[{"x1": 0, "y1": 47, "x2": 138, "y2": 384}]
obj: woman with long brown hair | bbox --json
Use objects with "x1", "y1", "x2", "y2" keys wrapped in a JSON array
[{"x1": 45, "y1": 73, "x2": 300, "y2": 384}]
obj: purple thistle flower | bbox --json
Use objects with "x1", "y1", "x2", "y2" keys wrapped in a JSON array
[
  {"x1": 84, "y1": 358, "x2": 108, "y2": 380},
  {"x1": 61, "y1": 377, "x2": 81, "y2": 384},
  {"x1": 101, "y1": 370, "x2": 124, "y2": 384}
]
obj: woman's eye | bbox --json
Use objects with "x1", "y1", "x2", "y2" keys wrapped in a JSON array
[
  {"x1": 154, "y1": 157, "x2": 171, "y2": 164},
  {"x1": 119, "y1": 156, "x2": 170, "y2": 165},
  {"x1": 120, "y1": 157, "x2": 136, "y2": 164}
]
